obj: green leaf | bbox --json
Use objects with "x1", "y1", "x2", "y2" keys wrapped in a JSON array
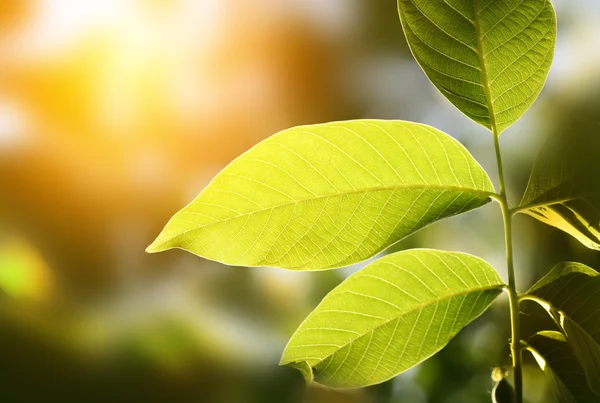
[
  {"x1": 492, "y1": 378, "x2": 516, "y2": 403},
  {"x1": 280, "y1": 249, "x2": 504, "y2": 387},
  {"x1": 147, "y1": 120, "x2": 495, "y2": 270},
  {"x1": 397, "y1": 0, "x2": 556, "y2": 134},
  {"x1": 525, "y1": 262, "x2": 600, "y2": 394},
  {"x1": 517, "y1": 131, "x2": 600, "y2": 251},
  {"x1": 528, "y1": 331, "x2": 600, "y2": 403}
]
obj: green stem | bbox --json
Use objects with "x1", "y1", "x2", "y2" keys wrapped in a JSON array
[
  {"x1": 493, "y1": 133, "x2": 523, "y2": 403},
  {"x1": 474, "y1": 0, "x2": 522, "y2": 395}
]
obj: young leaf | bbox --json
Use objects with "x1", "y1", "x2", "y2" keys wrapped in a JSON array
[
  {"x1": 492, "y1": 378, "x2": 516, "y2": 403},
  {"x1": 516, "y1": 131, "x2": 600, "y2": 251},
  {"x1": 397, "y1": 0, "x2": 556, "y2": 134},
  {"x1": 524, "y1": 262, "x2": 600, "y2": 394},
  {"x1": 280, "y1": 249, "x2": 505, "y2": 387},
  {"x1": 528, "y1": 331, "x2": 600, "y2": 403},
  {"x1": 147, "y1": 120, "x2": 495, "y2": 270}
]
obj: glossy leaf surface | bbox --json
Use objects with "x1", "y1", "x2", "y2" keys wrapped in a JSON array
[
  {"x1": 148, "y1": 120, "x2": 494, "y2": 270},
  {"x1": 526, "y1": 262, "x2": 600, "y2": 394},
  {"x1": 397, "y1": 0, "x2": 556, "y2": 134},
  {"x1": 281, "y1": 249, "x2": 504, "y2": 387}
]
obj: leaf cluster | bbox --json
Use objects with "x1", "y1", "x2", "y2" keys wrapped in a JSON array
[{"x1": 147, "y1": 0, "x2": 600, "y2": 401}]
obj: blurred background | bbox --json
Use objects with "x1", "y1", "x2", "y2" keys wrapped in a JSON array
[{"x1": 0, "y1": 1, "x2": 599, "y2": 402}]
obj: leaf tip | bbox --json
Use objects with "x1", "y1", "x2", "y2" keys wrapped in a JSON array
[{"x1": 145, "y1": 235, "x2": 170, "y2": 254}]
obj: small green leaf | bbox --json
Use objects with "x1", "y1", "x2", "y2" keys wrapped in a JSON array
[
  {"x1": 525, "y1": 262, "x2": 600, "y2": 394},
  {"x1": 492, "y1": 378, "x2": 515, "y2": 403},
  {"x1": 528, "y1": 331, "x2": 600, "y2": 403},
  {"x1": 397, "y1": 0, "x2": 556, "y2": 134},
  {"x1": 281, "y1": 249, "x2": 504, "y2": 387},
  {"x1": 517, "y1": 131, "x2": 600, "y2": 251},
  {"x1": 148, "y1": 120, "x2": 494, "y2": 270}
]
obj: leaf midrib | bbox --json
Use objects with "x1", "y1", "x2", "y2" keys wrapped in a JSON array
[
  {"x1": 149, "y1": 184, "x2": 495, "y2": 251},
  {"x1": 282, "y1": 283, "x2": 504, "y2": 367},
  {"x1": 473, "y1": 0, "x2": 499, "y2": 134}
]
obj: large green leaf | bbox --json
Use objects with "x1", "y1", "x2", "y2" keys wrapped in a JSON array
[
  {"x1": 517, "y1": 131, "x2": 600, "y2": 250},
  {"x1": 528, "y1": 331, "x2": 600, "y2": 403},
  {"x1": 397, "y1": 0, "x2": 556, "y2": 134},
  {"x1": 147, "y1": 120, "x2": 494, "y2": 270},
  {"x1": 280, "y1": 249, "x2": 504, "y2": 387},
  {"x1": 525, "y1": 262, "x2": 600, "y2": 394}
]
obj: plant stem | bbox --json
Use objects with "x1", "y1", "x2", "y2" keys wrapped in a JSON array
[
  {"x1": 474, "y1": 0, "x2": 522, "y2": 393},
  {"x1": 493, "y1": 133, "x2": 523, "y2": 403}
]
